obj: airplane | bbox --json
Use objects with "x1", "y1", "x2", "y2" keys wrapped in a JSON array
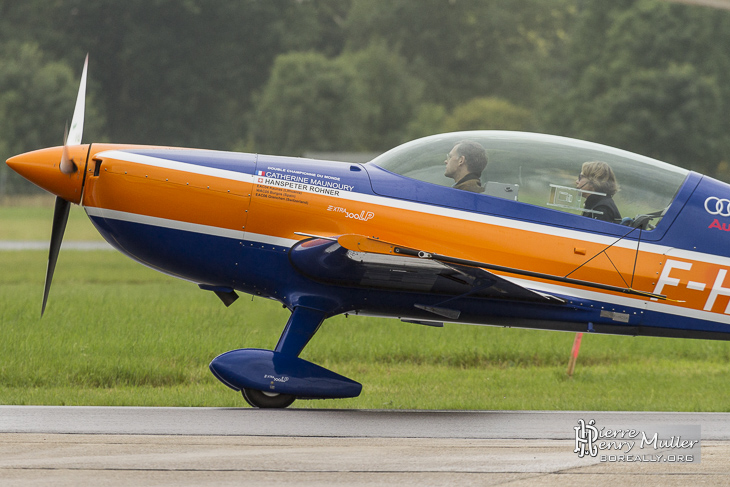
[{"x1": 7, "y1": 56, "x2": 730, "y2": 408}]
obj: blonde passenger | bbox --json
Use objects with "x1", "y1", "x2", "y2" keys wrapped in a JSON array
[{"x1": 575, "y1": 161, "x2": 621, "y2": 223}]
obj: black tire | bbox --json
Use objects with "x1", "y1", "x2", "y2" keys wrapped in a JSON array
[{"x1": 242, "y1": 388, "x2": 296, "y2": 408}]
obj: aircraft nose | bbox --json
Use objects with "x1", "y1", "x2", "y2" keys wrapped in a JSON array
[{"x1": 6, "y1": 145, "x2": 88, "y2": 204}]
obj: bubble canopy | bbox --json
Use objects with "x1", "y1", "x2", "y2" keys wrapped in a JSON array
[{"x1": 369, "y1": 131, "x2": 689, "y2": 224}]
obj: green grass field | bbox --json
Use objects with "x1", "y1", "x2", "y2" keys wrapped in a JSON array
[
  {"x1": 2, "y1": 202, "x2": 730, "y2": 409},
  {"x1": 0, "y1": 198, "x2": 105, "y2": 241}
]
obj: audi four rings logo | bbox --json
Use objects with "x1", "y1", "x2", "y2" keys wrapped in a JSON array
[{"x1": 705, "y1": 197, "x2": 730, "y2": 217}]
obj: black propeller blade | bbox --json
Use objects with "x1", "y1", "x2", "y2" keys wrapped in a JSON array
[{"x1": 42, "y1": 196, "x2": 71, "y2": 317}]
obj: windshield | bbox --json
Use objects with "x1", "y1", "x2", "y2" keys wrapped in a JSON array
[{"x1": 370, "y1": 131, "x2": 688, "y2": 224}]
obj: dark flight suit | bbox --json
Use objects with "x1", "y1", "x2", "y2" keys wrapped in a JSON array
[
  {"x1": 453, "y1": 174, "x2": 485, "y2": 193},
  {"x1": 583, "y1": 194, "x2": 621, "y2": 223}
]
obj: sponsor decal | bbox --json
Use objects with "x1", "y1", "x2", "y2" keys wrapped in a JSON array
[
  {"x1": 264, "y1": 374, "x2": 289, "y2": 383},
  {"x1": 254, "y1": 182, "x2": 309, "y2": 205},
  {"x1": 254, "y1": 166, "x2": 357, "y2": 204},
  {"x1": 265, "y1": 373, "x2": 289, "y2": 391},
  {"x1": 709, "y1": 219, "x2": 730, "y2": 231},
  {"x1": 258, "y1": 167, "x2": 355, "y2": 193},
  {"x1": 651, "y1": 259, "x2": 730, "y2": 313},
  {"x1": 574, "y1": 419, "x2": 700, "y2": 463},
  {"x1": 705, "y1": 197, "x2": 730, "y2": 217},
  {"x1": 327, "y1": 205, "x2": 375, "y2": 221}
]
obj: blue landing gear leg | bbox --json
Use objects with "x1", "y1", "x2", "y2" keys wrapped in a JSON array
[
  {"x1": 209, "y1": 307, "x2": 362, "y2": 408},
  {"x1": 274, "y1": 306, "x2": 325, "y2": 357}
]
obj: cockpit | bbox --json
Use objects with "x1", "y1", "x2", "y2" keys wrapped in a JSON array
[{"x1": 368, "y1": 131, "x2": 689, "y2": 231}]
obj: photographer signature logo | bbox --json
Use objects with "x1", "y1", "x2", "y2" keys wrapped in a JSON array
[
  {"x1": 573, "y1": 419, "x2": 700, "y2": 463},
  {"x1": 574, "y1": 419, "x2": 599, "y2": 458}
]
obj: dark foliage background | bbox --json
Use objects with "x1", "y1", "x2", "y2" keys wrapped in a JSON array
[{"x1": 3, "y1": 0, "x2": 730, "y2": 194}]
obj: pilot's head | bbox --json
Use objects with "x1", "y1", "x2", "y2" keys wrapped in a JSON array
[
  {"x1": 444, "y1": 140, "x2": 488, "y2": 182},
  {"x1": 576, "y1": 161, "x2": 619, "y2": 196}
]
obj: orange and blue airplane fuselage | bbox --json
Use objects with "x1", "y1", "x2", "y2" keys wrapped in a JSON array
[{"x1": 8, "y1": 130, "x2": 730, "y2": 406}]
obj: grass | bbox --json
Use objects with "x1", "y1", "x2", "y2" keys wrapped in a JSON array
[
  {"x1": 2, "y1": 204, "x2": 730, "y2": 409},
  {"x1": 0, "y1": 198, "x2": 104, "y2": 241}
]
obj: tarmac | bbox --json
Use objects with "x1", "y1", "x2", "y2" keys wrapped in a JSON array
[{"x1": 1, "y1": 407, "x2": 728, "y2": 486}]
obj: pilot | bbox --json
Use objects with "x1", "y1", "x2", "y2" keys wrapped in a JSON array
[
  {"x1": 576, "y1": 161, "x2": 621, "y2": 223},
  {"x1": 444, "y1": 140, "x2": 488, "y2": 193}
]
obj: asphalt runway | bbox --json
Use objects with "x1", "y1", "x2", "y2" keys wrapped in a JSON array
[{"x1": 1, "y1": 407, "x2": 729, "y2": 486}]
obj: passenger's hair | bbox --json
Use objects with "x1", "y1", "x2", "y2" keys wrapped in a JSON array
[
  {"x1": 455, "y1": 140, "x2": 488, "y2": 175},
  {"x1": 581, "y1": 161, "x2": 619, "y2": 196}
]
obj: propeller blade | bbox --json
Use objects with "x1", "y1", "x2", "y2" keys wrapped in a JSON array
[
  {"x1": 59, "y1": 54, "x2": 87, "y2": 174},
  {"x1": 42, "y1": 196, "x2": 71, "y2": 317},
  {"x1": 66, "y1": 54, "x2": 88, "y2": 146}
]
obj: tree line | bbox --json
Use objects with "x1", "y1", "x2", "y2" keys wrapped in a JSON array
[{"x1": 2, "y1": 0, "x2": 730, "y2": 194}]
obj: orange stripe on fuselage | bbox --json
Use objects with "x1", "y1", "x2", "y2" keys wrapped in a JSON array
[{"x1": 81, "y1": 145, "x2": 251, "y2": 233}]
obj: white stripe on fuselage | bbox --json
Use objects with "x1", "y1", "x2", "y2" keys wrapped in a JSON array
[
  {"x1": 85, "y1": 206, "x2": 245, "y2": 240},
  {"x1": 96, "y1": 150, "x2": 255, "y2": 183},
  {"x1": 84, "y1": 206, "x2": 298, "y2": 248}
]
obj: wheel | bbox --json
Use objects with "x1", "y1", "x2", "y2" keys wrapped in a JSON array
[{"x1": 242, "y1": 388, "x2": 296, "y2": 408}]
